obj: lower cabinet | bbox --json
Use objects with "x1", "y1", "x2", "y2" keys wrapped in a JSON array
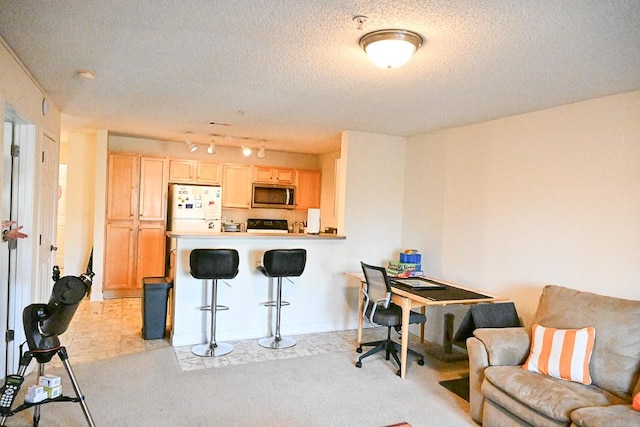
[{"x1": 104, "y1": 221, "x2": 166, "y2": 298}]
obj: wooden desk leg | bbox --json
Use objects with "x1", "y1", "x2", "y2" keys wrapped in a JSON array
[
  {"x1": 400, "y1": 297, "x2": 411, "y2": 379},
  {"x1": 356, "y1": 281, "x2": 364, "y2": 347},
  {"x1": 420, "y1": 306, "x2": 426, "y2": 343}
]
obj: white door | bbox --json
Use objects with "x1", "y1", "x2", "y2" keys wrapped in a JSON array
[
  {"x1": 0, "y1": 121, "x2": 14, "y2": 377},
  {"x1": 36, "y1": 133, "x2": 59, "y2": 302},
  {"x1": 1, "y1": 114, "x2": 26, "y2": 377}
]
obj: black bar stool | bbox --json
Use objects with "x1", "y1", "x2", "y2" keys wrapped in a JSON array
[
  {"x1": 258, "y1": 248, "x2": 306, "y2": 349},
  {"x1": 189, "y1": 248, "x2": 239, "y2": 357}
]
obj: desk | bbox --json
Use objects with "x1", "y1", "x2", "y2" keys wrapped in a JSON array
[{"x1": 346, "y1": 273, "x2": 504, "y2": 379}]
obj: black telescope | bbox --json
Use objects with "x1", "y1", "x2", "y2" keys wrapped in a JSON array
[{"x1": 22, "y1": 271, "x2": 92, "y2": 363}]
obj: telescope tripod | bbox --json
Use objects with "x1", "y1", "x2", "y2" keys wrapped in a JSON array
[{"x1": 0, "y1": 345, "x2": 95, "y2": 427}]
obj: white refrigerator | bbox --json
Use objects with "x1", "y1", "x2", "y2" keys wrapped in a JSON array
[{"x1": 168, "y1": 183, "x2": 222, "y2": 232}]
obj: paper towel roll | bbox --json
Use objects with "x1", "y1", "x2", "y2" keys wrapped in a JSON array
[{"x1": 306, "y1": 209, "x2": 320, "y2": 234}]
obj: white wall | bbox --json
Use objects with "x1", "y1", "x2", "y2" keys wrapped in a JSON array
[
  {"x1": 341, "y1": 131, "x2": 406, "y2": 266},
  {"x1": 403, "y1": 90, "x2": 640, "y2": 325},
  {"x1": 63, "y1": 131, "x2": 97, "y2": 275}
]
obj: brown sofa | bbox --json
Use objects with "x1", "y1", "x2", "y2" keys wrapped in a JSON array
[{"x1": 467, "y1": 285, "x2": 640, "y2": 426}]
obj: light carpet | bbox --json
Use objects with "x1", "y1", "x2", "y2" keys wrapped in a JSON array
[{"x1": 5, "y1": 333, "x2": 473, "y2": 427}]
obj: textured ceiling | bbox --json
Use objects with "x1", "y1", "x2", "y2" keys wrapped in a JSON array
[{"x1": 1, "y1": 1, "x2": 639, "y2": 154}]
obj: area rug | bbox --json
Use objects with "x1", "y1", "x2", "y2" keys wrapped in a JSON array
[{"x1": 439, "y1": 376, "x2": 470, "y2": 401}]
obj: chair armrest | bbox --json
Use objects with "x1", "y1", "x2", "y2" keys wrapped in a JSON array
[{"x1": 466, "y1": 327, "x2": 530, "y2": 424}]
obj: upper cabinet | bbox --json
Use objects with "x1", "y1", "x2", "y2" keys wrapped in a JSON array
[
  {"x1": 253, "y1": 166, "x2": 294, "y2": 184},
  {"x1": 196, "y1": 162, "x2": 221, "y2": 184},
  {"x1": 139, "y1": 157, "x2": 169, "y2": 220},
  {"x1": 107, "y1": 154, "x2": 138, "y2": 220},
  {"x1": 295, "y1": 169, "x2": 321, "y2": 210},
  {"x1": 221, "y1": 164, "x2": 252, "y2": 208},
  {"x1": 169, "y1": 159, "x2": 221, "y2": 185}
]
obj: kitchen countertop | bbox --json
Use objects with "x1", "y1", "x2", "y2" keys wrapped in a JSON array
[{"x1": 167, "y1": 231, "x2": 346, "y2": 239}]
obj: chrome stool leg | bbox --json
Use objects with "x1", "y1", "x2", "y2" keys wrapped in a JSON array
[
  {"x1": 192, "y1": 278, "x2": 233, "y2": 357},
  {"x1": 258, "y1": 277, "x2": 295, "y2": 349}
]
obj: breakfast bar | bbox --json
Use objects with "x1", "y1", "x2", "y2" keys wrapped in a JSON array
[{"x1": 167, "y1": 231, "x2": 348, "y2": 346}]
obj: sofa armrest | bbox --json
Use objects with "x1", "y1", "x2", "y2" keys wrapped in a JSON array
[
  {"x1": 473, "y1": 327, "x2": 530, "y2": 366},
  {"x1": 467, "y1": 336, "x2": 490, "y2": 424},
  {"x1": 466, "y1": 327, "x2": 530, "y2": 424}
]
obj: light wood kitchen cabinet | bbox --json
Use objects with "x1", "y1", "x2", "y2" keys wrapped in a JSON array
[
  {"x1": 104, "y1": 153, "x2": 168, "y2": 298},
  {"x1": 104, "y1": 221, "x2": 136, "y2": 293},
  {"x1": 295, "y1": 169, "x2": 321, "y2": 210},
  {"x1": 168, "y1": 160, "x2": 195, "y2": 183},
  {"x1": 106, "y1": 154, "x2": 137, "y2": 220},
  {"x1": 140, "y1": 157, "x2": 168, "y2": 220},
  {"x1": 169, "y1": 159, "x2": 221, "y2": 184},
  {"x1": 196, "y1": 162, "x2": 221, "y2": 184},
  {"x1": 221, "y1": 164, "x2": 252, "y2": 208},
  {"x1": 253, "y1": 166, "x2": 294, "y2": 184}
]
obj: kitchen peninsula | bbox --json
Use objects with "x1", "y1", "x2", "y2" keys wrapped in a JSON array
[{"x1": 167, "y1": 231, "x2": 347, "y2": 347}]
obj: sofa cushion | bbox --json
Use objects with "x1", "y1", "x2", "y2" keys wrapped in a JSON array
[
  {"x1": 484, "y1": 366, "x2": 627, "y2": 423},
  {"x1": 523, "y1": 324, "x2": 595, "y2": 385},
  {"x1": 571, "y1": 404, "x2": 640, "y2": 427},
  {"x1": 533, "y1": 285, "x2": 640, "y2": 398}
]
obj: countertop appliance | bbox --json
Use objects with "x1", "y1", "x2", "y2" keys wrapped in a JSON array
[
  {"x1": 222, "y1": 222, "x2": 244, "y2": 232},
  {"x1": 168, "y1": 183, "x2": 222, "y2": 232},
  {"x1": 246, "y1": 218, "x2": 289, "y2": 234},
  {"x1": 251, "y1": 183, "x2": 295, "y2": 209}
]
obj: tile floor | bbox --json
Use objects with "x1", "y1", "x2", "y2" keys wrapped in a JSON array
[
  {"x1": 51, "y1": 298, "x2": 170, "y2": 369},
  {"x1": 53, "y1": 298, "x2": 432, "y2": 373}
]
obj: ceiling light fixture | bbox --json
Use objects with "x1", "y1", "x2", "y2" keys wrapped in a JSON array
[
  {"x1": 185, "y1": 132, "x2": 198, "y2": 152},
  {"x1": 359, "y1": 29, "x2": 423, "y2": 69},
  {"x1": 207, "y1": 141, "x2": 216, "y2": 154},
  {"x1": 76, "y1": 69, "x2": 96, "y2": 81},
  {"x1": 257, "y1": 144, "x2": 266, "y2": 159},
  {"x1": 241, "y1": 145, "x2": 252, "y2": 156}
]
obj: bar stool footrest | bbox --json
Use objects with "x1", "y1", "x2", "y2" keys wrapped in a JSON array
[
  {"x1": 262, "y1": 301, "x2": 290, "y2": 307},
  {"x1": 199, "y1": 305, "x2": 230, "y2": 311}
]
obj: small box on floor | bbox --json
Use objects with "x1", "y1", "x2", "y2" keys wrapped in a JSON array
[
  {"x1": 25, "y1": 385, "x2": 48, "y2": 403},
  {"x1": 43, "y1": 385, "x2": 61, "y2": 399},
  {"x1": 38, "y1": 374, "x2": 61, "y2": 388}
]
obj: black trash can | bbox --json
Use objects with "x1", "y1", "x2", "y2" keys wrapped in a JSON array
[{"x1": 142, "y1": 277, "x2": 173, "y2": 340}]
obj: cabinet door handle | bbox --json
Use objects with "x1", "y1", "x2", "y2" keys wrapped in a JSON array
[{"x1": 50, "y1": 245, "x2": 58, "y2": 251}]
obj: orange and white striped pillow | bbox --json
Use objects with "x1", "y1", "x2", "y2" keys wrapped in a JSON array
[{"x1": 522, "y1": 324, "x2": 595, "y2": 385}]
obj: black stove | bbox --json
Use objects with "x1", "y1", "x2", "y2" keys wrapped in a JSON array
[{"x1": 246, "y1": 218, "x2": 289, "y2": 234}]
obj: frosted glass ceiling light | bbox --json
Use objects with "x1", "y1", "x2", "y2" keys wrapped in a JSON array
[
  {"x1": 207, "y1": 141, "x2": 216, "y2": 154},
  {"x1": 257, "y1": 145, "x2": 265, "y2": 158},
  {"x1": 241, "y1": 145, "x2": 252, "y2": 156},
  {"x1": 359, "y1": 29, "x2": 423, "y2": 69}
]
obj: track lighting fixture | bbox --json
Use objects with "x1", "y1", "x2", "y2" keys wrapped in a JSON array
[
  {"x1": 257, "y1": 145, "x2": 265, "y2": 158},
  {"x1": 241, "y1": 145, "x2": 252, "y2": 156},
  {"x1": 185, "y1": 133, "x2": 198, "y2": 152},
  {"x1": 207, "y1": 141, "x2": 216, "y2": 154}
]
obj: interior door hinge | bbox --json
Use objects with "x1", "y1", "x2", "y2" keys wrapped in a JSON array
[
  {"x1": 10, "y1": 144, "x2": 20, "y2": 157},
  {"x1": 5, "y1": 329, "x2": 14, "y2": 343}
]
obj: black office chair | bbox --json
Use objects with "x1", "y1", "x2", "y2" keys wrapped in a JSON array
[{"x1": 356, "y1": 262, "x2": 425, "y2": 375}]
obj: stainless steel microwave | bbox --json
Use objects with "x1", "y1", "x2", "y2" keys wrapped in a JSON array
[{"x1": 251, "y1": 183, "x2": 296, "y2": 209}]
